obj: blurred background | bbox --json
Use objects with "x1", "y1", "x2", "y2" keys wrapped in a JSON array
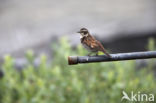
[
  {"x1": 0, "y1": 0, "x2": 156, "y2": 57},
  {"x1": 0, "y1": 0, "x2": 156, "y2": 103}
]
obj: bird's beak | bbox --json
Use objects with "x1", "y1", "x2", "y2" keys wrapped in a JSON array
[{"x1": 77, "y1": 31, "x2": 81, "y2": 33}]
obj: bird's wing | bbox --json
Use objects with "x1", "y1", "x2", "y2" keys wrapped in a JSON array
[
  {"x1": 83, "y1": 36, "x2": 98, "y2": 49},
  {"x1": 82, "y1": 36, "x2": 111, "y2": 57},
  {"x1": 90, "y1": 40, "x2": 99, "y2": 49}
]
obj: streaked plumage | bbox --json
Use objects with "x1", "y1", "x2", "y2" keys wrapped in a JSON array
[{"x1": 77, "y1": 28, "x2": 111, "y2": 57}]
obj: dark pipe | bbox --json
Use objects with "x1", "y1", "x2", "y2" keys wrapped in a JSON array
[{"x1": 68, "y1": 51, "x2": 156, "y2": 65}]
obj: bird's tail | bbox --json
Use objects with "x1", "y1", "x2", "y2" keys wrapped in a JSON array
[
  {"x1": 101, "y1": 49, "x2": 111, "y2": 57},
  {"x1": 100, "y1": 45, "x2": 111, "y2": 57},
  {"x1": 97, "y1": 41, "x2": 111, "y2": 57}
]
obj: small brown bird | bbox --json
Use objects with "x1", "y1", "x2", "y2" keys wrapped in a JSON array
[{"x1": 77, "y1": 28, "x2": 111, "y2": 57}]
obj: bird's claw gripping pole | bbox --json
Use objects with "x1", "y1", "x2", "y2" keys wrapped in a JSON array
[{"x1": 68, "y1": 51, "x2": 156, "y2": 65}]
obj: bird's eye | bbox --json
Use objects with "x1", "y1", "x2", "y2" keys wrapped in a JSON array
[{"x1": 84, "y1": 31, "x2": 87, "y2": 34}]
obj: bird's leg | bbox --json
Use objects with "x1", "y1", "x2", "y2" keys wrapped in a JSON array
[
  {"x1": 87, "y1": 52, "x2": 93, "y2": 56},
  {"x1": 95, "y1": 52, "x2": 98, "y2": 56}
]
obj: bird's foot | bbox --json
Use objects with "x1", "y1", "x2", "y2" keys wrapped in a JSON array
[
  {"x1": 87, "y1": 54, "x2": 91, "y2": 56},
  {"x1": 96, "y1": 53, "x2": 98, "y2": 56}
]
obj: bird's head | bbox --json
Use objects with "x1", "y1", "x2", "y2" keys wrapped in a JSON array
[{"x1": 77, "y1": 28, "x2": 89, "y2": 37}]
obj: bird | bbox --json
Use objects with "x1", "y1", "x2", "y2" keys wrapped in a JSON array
[
  {"x1": 121, "y1": 91, "x2": 131, "y2": 101},
  {"x1": 77, "y1": 28, "x2": 111, "y2": 57}
]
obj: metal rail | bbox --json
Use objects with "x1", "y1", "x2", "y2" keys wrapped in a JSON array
[{"x1": 68, "y1": 51, "x2": 156, "y2": 65}]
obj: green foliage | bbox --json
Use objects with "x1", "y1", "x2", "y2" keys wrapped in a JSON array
[
  {"x1": 0, "y1": 37, "x2": 156, "y2": 103},
  {"x1": 147, "y1": 38, "x2": 155, "y2": 51}
]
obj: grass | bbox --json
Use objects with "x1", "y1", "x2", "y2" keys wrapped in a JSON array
[{"x1": 0, "y1": 37, "x2": 156, "y2": 103}]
